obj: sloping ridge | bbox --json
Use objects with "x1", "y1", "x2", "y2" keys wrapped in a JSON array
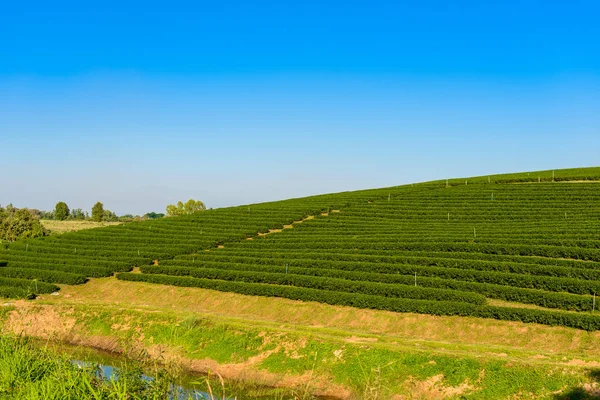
[{"x1": 2, "y1": 166, "x2": 600, "y2": 330}]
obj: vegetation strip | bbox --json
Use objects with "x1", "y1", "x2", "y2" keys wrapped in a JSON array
[{"x1": 117, "y1": 272, "x2": 600, "y2": 331}]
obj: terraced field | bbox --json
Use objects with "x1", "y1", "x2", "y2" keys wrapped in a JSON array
[{"x1": 2, "y1": 166, "x2": 600, "y2": 331}]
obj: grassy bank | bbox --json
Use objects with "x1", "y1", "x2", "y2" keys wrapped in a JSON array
[
  {"x1": 3, "y1": 278, "x2": 600, "y2": 398},
  {"x1": 0, "y1": 334, "x2": 197, "y2": 399}
]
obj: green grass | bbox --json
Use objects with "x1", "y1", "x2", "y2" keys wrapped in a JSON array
[
  {"x1": 0, "y1": 335, "x2": 187, "y2": 399},
  {"x1": 7, "y1": 300, "x2": 600, "y2": 399},
  {"x1": 0, "y1": 334, "x2": 313, "y2": 400}
]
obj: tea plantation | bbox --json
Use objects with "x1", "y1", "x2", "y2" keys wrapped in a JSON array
[{"x1": 3, "y1": 167, "x2": 600, "y2": 330}]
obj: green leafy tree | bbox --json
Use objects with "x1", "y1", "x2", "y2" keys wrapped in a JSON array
[
  {"x1": 54, "y1": 202, "x2": 70, "y2": 221},
  {"x1": 166, "y1": 201, "x2": 184, "y2": 216},
  {"x1": 102, "y1": 209, "x2": 118, "y2": 222},
  {"x1": 91, "y1": 202, "x2": 104, "y2": 222},
  {"x1": 184, "y1": 199, "x2": 206, "y2": 214},
  {"x1": 166, "y1": 199, "x2": 206, "y2": 216},
  {"x1": 0, "y1": 207, "x2": 47, "y2": 242},
  {"x1": 144, "y1": 212, "x2": 165, "y2": 220},
  {"x1": 70, "y1": 208, "x2": 86, "y2": 220},
  {"x1": 39, "y1": 210, "x2": 55, "y2": 220}
]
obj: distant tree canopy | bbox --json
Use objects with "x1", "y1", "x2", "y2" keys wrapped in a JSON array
[
  {"x1": 91, "y1": 202, "x2": 104, "y2": 222},
  {"x1": 102, "y1": 209, "x2": 118, "y2": 222},
  {"x1": 54, "y1": 202, "x2": 70, "y2": 221},
  {"x1": 70, "y1": 208, "x2": 87, "y2": 220},
  {"x1": 0, "y1": 205, "x2": 47, "y2": 242},
  {"x1": 39, "y1": 210, "x2": 54, "y2": 220},
  {"x1": 144, "y1": 212, "x2": 165, "y2": 220},
  {"x1": 166, "y1": 199, "x2": 206, "y2": 216}
]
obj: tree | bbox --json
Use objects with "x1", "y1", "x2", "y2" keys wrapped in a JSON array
[
  {"x1": 91, "y1": 202, "x2": 104, "y2": 222},
  {"x1": 102, "y1": 209, "x2": 118, "y2": 222},
  {"x1": 144, "y1": 212, "x2": 165, "y2": 220},
  {"x1": 0, "y1": 207, "x2": 47, "y2": 242},
  {"x1": 39, "y1": 210, "x2": 55, "y2": 220},
  {"x1": 184, "y1": 199, "x2": 206, "y2": 214},
  {"x1": 54, "y1": 202, "x2": 70, "y2": 221},
  {"x1": 70, "y1": 208, "x2": 86, "y2": 220},
  {"x1": 166, "y1": 201, "x2": 184, "y2": 216},
  {"x1": 166, "y1": 199, "x2": 206, "y2": 216}
]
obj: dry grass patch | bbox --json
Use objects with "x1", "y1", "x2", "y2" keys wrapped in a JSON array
[{"x1": 42, "y1": 220, "x2": 121, "y2": 234}]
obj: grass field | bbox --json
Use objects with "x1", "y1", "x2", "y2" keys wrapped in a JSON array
[
  {"x1": 2, "y1": 166, "x2": 600, "y2": 398},
  {"x1": 40, "y1": 220, "x2": 121, "y2": 234}
]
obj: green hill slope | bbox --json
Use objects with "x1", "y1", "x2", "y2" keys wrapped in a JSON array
[{"x1": 2, "y1": 167, "x2": 600, "y2": 329}]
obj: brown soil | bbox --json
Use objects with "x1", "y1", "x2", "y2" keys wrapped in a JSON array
[
  {"x1": 402, "y1": 374, "x2": 477, "y2": 399},
  {"x1": 254, "y1": 214, "x2": 315, "y2": 237}
]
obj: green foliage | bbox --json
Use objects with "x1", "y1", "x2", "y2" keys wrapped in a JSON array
[
  {"x1": 0, "y1": 277, "x2": 58, "y2": 298},
  {"x1": 70, "y1": 208, "x2": 87, "y2": 220},
  {"x1": 5, "y1": 260, "x2": 112, "y2": 277},
  {"x1": 91, "y1": 202, "x2": 104, "y2": 222},
  {"x1": 3, "y1": 166, "x2": 600, "y2": 324},
  {"x1": 0, "y1": 267, "x2": 87, "y2": 285},
  {"x1": 54, "y1": 202, "x2": 69, "y2": 221},
  {"x1": 166, "y1": 199, "x2": 206, "y2": 216},
  {"x1": 0, "y1": 336, "x2": 191, "y2": 399},
  {"x1": 0, "y1": 208, "x2": 47, "y2": 243},
  {"x1": 102, "y1": 209, "x2": 118, "y2": 222},
  {"x1": 159, "y1": 258, "x2": 600, "y2": 311},
  {"x1": 141, "y1": 265, "x2": 486, "y2": 304},
  {"x1": 38, "y1": 210, "x2": 54, "y2": 220},
  {"x1": 144, "y1": 212, "x2": 165, "y2": 219},
  {"x1": 117, "y1": 272, "x2": 600, "y2": 331}
]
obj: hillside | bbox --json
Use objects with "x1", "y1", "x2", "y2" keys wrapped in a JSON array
[{"x1": 1, "y1": 167, "x2": 600, "y2": 330}]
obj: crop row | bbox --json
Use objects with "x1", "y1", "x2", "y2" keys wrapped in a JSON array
[
  {"x1": 234, "y1": 240, "x2": 600, "y2": 261},
  {"x1": 5, "y1": 261, "x2": 113, "y2": 277},
  {"x1": 140, "y1": 265, "x2": 487, "y2": 305},
  {"x1": 181, "y1": 248, "x2": 600, "y2": 270},
  {"x1": 289, "y1": 223, "x2": 600, "y2": 237},
  {"x1": 151, "y1": 262, "x2": 596, "y2": 311},
  {"x1": 0, "y1": 277, "x2": 58, "y2": 294},
  {"x1": 168, "y1": 256, "x2": 600, "y2": 295},
  {"x1": 0, "y1": 267, "x2": 87, "y2": 285},
  {"x1": 247, "y1": 234, "x2": 600, "y2": 250},
  {"x1": 164, "y1": 253, "x2": 600, "y2": 280},
  {"x1": 0, "y1": 252, "x2": 132, "y2": 269},
  {"x1": 116, "y1": 272, "x2": 600, "y2": 331}
]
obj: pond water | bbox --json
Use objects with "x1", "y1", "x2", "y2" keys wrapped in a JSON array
[{"x1": 71, "y1": 359, "x2": 217, "y2": 400}]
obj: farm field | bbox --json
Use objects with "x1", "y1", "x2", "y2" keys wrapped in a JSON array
[
  {"x1": 2, "y1": 166, "x2": 600, "y2": 398},
  {"x1": 3, "y1": 167, "x2": 600, "y2": 328}
]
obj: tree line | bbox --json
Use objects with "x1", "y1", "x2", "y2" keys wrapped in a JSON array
[
  {"x1": 47, "y1": 201, "x2": 122, "y2": 222},
  {"x1": 0, "y1": 198, "x2": 206, "y2": 242}
]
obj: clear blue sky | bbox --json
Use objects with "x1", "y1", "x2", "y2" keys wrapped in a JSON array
[{"x1": 1, "y1": 1, "x2": 599, "y2": 215}]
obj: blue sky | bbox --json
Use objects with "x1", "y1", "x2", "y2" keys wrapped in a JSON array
[{"x1": 1, "y1": 1, "x2": 599, "y2": 214}]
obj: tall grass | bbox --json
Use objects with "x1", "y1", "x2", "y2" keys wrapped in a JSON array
[
  {"x1": 0, "y1": 336, "x2": 322, "y2": 399},
  {"x1": 0, "y1": 336, "x2": 193, "y2": 399}
]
